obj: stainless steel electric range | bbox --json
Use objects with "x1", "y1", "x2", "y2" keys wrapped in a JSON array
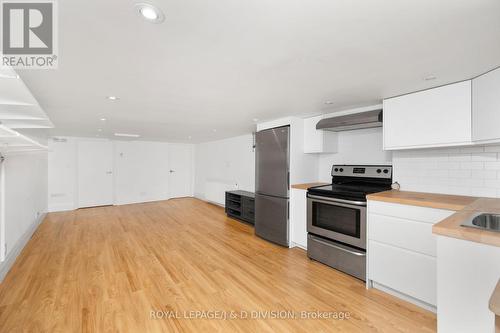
[{"x1": 307, "y1": 165, "x2": 393, "y2": 281}]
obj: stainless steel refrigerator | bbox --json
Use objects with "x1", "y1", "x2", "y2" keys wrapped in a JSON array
[{"x1": 255, "y1": 125, "x2": 290, "y2": 247}]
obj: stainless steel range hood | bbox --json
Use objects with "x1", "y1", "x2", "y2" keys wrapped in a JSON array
[{"x1": 316, "y1": 110, "x2": 383, "y2": 132}]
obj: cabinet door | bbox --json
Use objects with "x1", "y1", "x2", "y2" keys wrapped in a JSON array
[
  {"x1": 473, "y1": 67, "x2": 500, "y2": 142},
  {"x1": 303, "y1": 116, "x2": 337, "y2": 154},
  {"x1": 369, "y1": 241, "x2": 437, "y2": 306},
  {"x1": 383, "y1": 81, "x2": 472, "y2": 150}
]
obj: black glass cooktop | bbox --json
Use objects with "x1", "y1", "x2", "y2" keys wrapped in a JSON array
[{"x1": 307, "y1": 182, "x2": 391, "y2": 201}]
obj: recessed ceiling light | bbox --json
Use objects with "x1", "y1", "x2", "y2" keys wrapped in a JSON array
[
  {"x1": 188, "y1": 135, "x2": 192, "y2": 139},
  {"x1": 100, "y1": 118, "x2": 107, "y2": 121},
  {"x1": 325, "y1": 101, "x2": 334, "y2": 105},
  {"x1": 98, "y1": 129, "x2": 103, "y2": 132},
  {"x1": 424, "y1": 75, "x2": 437, "y2": 81},
  {"x1": 106, "y1": 96, "x2": 119, "y2": 101},
  {"x1": 115, "y1": 133, "x2": 141, "y2": 138},
  {"x1": 135, "y1": 3, "x2": 165, "y2": 23},
  {"x1": 253, "y1": 118, "x2": 259, "y2": 122},
  {"x1": 213, "y1": 129, "x2": 217, "y2": 132}
]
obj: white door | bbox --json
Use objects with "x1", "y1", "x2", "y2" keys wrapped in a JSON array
[
  {"x1": 168, "y1": 144, "x2": 193, "y2": 198},
  {"x1": 78, "y1": 140, "x2": 113, "y2": 208}
]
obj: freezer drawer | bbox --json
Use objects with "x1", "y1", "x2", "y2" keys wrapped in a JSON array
[{"x1": 255, "y1": 193, "x2": 289, "y2": 247}]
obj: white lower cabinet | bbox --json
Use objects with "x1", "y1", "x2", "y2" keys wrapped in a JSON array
[
  {"x1": 290, "y1": 188, "x2": 308, "y2": 249},
  {"x1": 437, "y1": 236, "x2": 500, "y2": 333},
  {"x1": 369, "y1": 241, "x2": 437, "y2": 306},
  {"x1": 367, "y1": 200, "x2": 454, "y2": 310}
]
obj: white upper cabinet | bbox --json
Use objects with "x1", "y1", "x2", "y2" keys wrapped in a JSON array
[
  {"x1": 472, "y1": 67, "x2": 500, "y2": 143},
  {"x1": 303, "y1": 115, "x2": 338, "y2": 153},
  {"x1": 383, "y1": 81, "x2": 472, "y2": 150}
]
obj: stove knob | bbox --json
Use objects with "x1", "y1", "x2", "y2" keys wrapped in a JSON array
[
  {"x1": 376, "y1": 169, "x2": 382, "y2": 173},
  {"x1": 383, "y1": 169, "x2": 389, "y2": 174},
  {"x1": 334, "y1": 168, "x2": 339, "y2": 172},
  {"x1": 339, "y1": 168, "x2": 344, "y2": 172}
]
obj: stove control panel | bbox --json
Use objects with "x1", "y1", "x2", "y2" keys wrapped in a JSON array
[{"x1": 331, "y1": 165, "x2": 392, "y2": 179}]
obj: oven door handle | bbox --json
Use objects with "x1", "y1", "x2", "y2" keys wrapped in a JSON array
[
  {"x1": 309, "y1": 235, "x2": 366, "y2": 257},
  {"x1": 307, "y1": 194, "x2": 366, "y2": 207}
]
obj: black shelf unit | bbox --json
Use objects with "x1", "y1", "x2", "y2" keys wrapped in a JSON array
[{"x1": 225, "y1": 190, "x2": 255, "y2": 225}]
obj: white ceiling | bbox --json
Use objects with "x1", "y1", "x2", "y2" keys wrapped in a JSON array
[{"x1": 17, "y1": 0, "x2": 500, "y2": 143}]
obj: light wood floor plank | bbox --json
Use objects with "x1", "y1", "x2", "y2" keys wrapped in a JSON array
[{"x1": 0, "y1": 198, "x2": 436, "y2": 332}]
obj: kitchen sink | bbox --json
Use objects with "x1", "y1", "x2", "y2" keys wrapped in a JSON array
[{"x1": 461, "y1": 214, "x2": 500, "y2": 232}]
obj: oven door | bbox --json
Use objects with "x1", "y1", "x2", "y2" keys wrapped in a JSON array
[{"x1": 307, "y1": 195, "x2": 366, "y2": 249}]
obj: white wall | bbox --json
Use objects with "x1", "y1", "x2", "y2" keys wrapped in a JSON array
[
  {"x1": 194, "y1": 134, "x2": 255, "y2": 205},
  {"x1": 318, "y1": 128, "x2": 392, "y2": 182},
  {"x1": 393, "y1": 145, "x2": 500, "y2": 197},
  {"x1": 114, "y1": 141, "x2": 171, "y2": 205},
  {"x1": 48, "y1": 137, "x2": 194, "y2": 211},
  {"x1": 1, "y1": 151, "x2": 48, "y2": 280}
]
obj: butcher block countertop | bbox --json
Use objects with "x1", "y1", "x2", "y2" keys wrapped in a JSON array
[
  {"x1": 291, "y1": 182, "x2": 328, "y2": 190},
  {"x1": 366, "y1": 190, "x2": 476, "y2": 211},
  {"x1": 367, "y1": 190, "x2": 500, "y2": 248}
]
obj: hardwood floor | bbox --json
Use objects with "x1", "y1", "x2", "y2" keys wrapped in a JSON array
[{"x1": 0, "y1": 198, "x2": 436, "y2": 332}]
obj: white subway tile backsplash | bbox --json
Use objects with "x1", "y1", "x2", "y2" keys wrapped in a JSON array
[
  {"x1": 460, "y1": 161, "x2": 484, "y2": 170},
  {"x1": 471, "y1": 153, "x2": 497, "y2": 161},
  {"x1": 484, "y1": 145, "x2": 500, "y2": 153},
  {"x1": 447, "y1": 178, "x2": 481, "y2": 187},
  {"x1": 471, "y1": 170, "x2": 497, "y2": 179},
  {"x1": 470, "y1": 187, "x2": 497, "y2": 197},
  {"x1": 483, "y1": 179, "x2": 500, "y2": 188},
  {"x1": 449, "y1": 170, "x2": 471, "y2": 178},
  {"x1": 459, "y1": 146, "x2": 484, "y2": 153},
  {"x1": 436, "y1": 161, "x2": 460, "y2": 170},
  {"x1": 393, "y1": 145, "x2": 500, "y2": 199},
  {"x1": 484, "y1": 162, "x2": 500, "y2": 169},
  {"x1": 449, "y1": 154, "x2": 471, "y2": 162},
  {"x1": 423, "y1": 169, "x2": 449, "y2": 178},
  {"x1": 447, "y1": 186, "x2": 472, "y2": 196}
]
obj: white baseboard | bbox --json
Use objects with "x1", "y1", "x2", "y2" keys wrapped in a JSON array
[
  {"x1": 194, "y1": 193, "x2": 225, "y2": 207},
  {"x1": 48, "y1": 202, "x2": 75, "y2": 212},
  {"x1": 0, "y1": 213, "x2": 46, "y2": 282},
  {"x1": 370, "y1": 281, "x2": 437, "y2": 313},
  {"x1": 291, "y1": 242, "x2": 307, "y2": 250}
]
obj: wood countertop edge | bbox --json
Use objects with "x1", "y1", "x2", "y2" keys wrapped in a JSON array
[
  {"x1": 490, "y1": 280, "x2": 500, "y2": 316},
  {"x1": 291, "y1": 182, "x2": 329, "y2": 190},
  {"x1": 367, "y1": 190, "x2": 500, "y2": 247},
  {"x1": 367, "y1": 190, "x2": 476, "y2": 211}
]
